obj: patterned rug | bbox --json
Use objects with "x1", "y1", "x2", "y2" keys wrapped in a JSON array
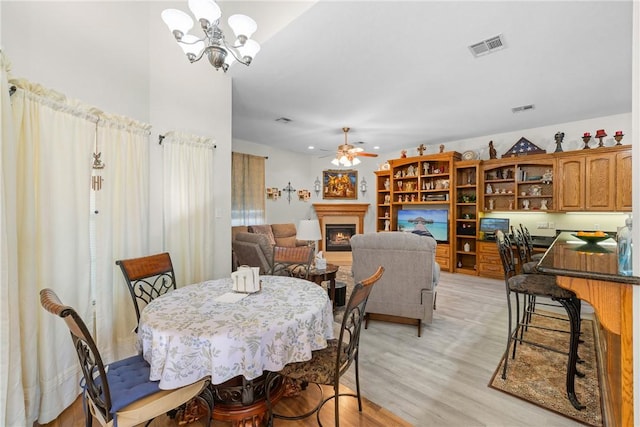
[{"x1": 489, "y1": 310, "x2": 603, "y2": 426}]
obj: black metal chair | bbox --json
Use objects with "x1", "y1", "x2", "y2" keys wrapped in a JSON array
[
  {"x1": 39, "y1": 288, "x2": 213, "y2": 427},
  {"x1": 520, "y1": 224, "x2": 544, "y2": 262},
  {"x1": 266, "y1": 266, "x2": 385, "y2": 427},
  {"x1": 115, "y1": 252, "x2": 177, "y2": 329},
  {"x1": 495, "y1": 231, "x2": 584, "y2": 410}
]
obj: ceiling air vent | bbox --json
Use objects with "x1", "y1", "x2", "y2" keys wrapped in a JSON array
[
  {"x1": 275, "y1": 117, "x2": 292, "y2": 123},
  {"x1": 469, "y1": 34, "x2": 506, "y2": 57},
  {"x1": 511, "y1": 104, "x2": 535, "y2": 113}
]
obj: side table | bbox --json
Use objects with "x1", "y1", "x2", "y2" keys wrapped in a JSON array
[{"x1": 307, "y1": 263, "x2": 340, "y2": 309}]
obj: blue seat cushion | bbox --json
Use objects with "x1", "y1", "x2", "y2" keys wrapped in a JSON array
[{"x1": 103, "y1": 354, "x2": 161, "y2": 414}]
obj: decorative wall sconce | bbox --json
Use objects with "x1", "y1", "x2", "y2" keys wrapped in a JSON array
[
  {"x1": 360, "y1": 177, "x2": 367, "y2": 195},
  {"x1": 314, "y1": 177, "x2": 321, "y2": 196}
]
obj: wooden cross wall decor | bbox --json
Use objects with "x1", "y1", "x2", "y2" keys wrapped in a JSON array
[{"x1": 282, "y1": 182, "x2": 296, "y2": 204}]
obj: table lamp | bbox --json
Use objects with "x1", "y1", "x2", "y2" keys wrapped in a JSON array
[{"x1": 297, "y1": 219, "x2": 322, "y2": 251}]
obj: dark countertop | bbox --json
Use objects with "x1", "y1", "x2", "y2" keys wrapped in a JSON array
[{"x1": 537, "y1": 232, "x2": 640, "y2": 285}]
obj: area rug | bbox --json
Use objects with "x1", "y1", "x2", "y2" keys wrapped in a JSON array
[{"x1": 489, "y1": 310, "x2": 603, "y2": 426}]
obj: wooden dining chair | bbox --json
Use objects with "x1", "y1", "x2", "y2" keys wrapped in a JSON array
[
  {"x1": 39, "y1": 288, "x2": 213, "y2": 427},
  {"x1": 115, "y1": 252, "x2": 177, "y2": 327},
  {"x1": 266, "y1": 266, "x2": 385, "y2": 427}
]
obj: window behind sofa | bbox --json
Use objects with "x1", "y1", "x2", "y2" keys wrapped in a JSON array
[{"x1": 232, "y1": 152, "x2": 266, "y2": 226}]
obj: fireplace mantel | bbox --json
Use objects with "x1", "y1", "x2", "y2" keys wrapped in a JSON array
[{"x1": 313, "y1": 203, "x2": 369, "y2": 253}]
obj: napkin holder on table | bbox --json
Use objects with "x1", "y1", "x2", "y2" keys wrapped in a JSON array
[
  {"x1": 315, "y1": 251, "x2": 327, "y2": 270},
  {"x1": 231, "y1": 265, "x2": 261, "y2": 293}
]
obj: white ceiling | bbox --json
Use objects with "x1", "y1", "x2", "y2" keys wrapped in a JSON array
[{"x1": 225, "y1": 1, "x2": 633, "y2": 157}]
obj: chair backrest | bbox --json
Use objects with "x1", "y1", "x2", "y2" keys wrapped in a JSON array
[
  {"x1": 519, "y1": 224, "x2": 535, "y2": 261},
  {"x1": 510, "y1": 226, "x2": 529, "y2": 266},
  {"x1": 335, "y1": 266, "x2": 384, "y2": 381},
  {"x1": 115, "y1": 252, "x2": 176, "y2": 323},
  {"x1": 40, "y1": 288, "x2": 114, "y2": 423},
  {"x1": 495, "y1": 230, "x2": 517, "y2": 280},
  {"x1": 271, "y1": 245, "x2": 314, "y2": 279}
]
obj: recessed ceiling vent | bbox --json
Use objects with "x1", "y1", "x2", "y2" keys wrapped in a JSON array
[
  {"x1": 275, "y1": 117, "x2": 292, "y2": 123},
  {"x1": 469, "y1": 34, "x2": 506, "y2": 57},
  {"x1": 511, "y1": 104, "x2": 535, "y2": 113}
]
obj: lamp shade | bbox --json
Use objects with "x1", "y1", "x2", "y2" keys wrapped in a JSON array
[
  {"x1": 228, "y1": 14, "x2": 257, "y2": 39},
  {"x1": 188, "y1": 0, "x2": 221, "y2": 24},
  {"x1": 239, "y1": 39, "x2": 261, "y2": 60},
  {"x1": 161, "y1": 9, "x2": 194, "y2": 35},
  {"x1": 297, "y1": 219, "x2": 322, "y2": 242}
]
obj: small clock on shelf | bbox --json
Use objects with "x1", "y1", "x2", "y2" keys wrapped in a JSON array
[{"x1": 462, "y1": 150, "x2": 477, "y2": 161}]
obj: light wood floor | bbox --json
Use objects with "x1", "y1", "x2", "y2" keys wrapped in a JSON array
[{"x1": 43, "y1": 271, "x2": 591, "y2": 427}]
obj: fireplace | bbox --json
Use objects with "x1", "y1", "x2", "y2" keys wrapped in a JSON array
[{"x1": 325, "y1": 224, "x2": 356, "y2": 252}]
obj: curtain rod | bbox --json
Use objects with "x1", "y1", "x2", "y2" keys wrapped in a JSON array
[{"x1": 158, "y1": 134, "x2": 217, "y2": 148}]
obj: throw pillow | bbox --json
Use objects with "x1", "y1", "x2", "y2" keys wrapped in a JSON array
[{"x1": 248, "y1": 225, "x2": 276, "y2": 246}]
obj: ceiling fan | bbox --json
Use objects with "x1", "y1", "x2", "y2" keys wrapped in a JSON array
[{"x1": 332, "y1": 127, "x2": 378, "y2": 166}]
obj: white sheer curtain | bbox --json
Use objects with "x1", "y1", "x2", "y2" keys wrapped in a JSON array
[
  {"x1": 93, "y1": 114, "x2": 151, "y2": 363},
  {"x1": 162, "y1": 131, "x2": 216, "y2": 285},
  {"x1": 3, "y1": 76, "x2": 94, "y2": 424}
]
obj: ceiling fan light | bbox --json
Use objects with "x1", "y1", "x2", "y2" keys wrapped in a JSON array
[
  {"x1": 228, "y1": 14, "x2": 257, "y2": 40},
  {"x1": 161, "y1": 9, "x2": 194, "y2": 37},
  {"x1": 352, "y1": 157, "x2": 361, "y2": 166},
  {"x1": 331, "y1": 158, "x2": 340, "y2": 166},
  {"x1": 188, "y1": 0, "x2": 221, "y2": 26}
]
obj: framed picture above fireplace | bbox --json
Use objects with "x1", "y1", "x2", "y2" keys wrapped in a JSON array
[{"x1": 322, "y1": 169, "x2": 358, "y2": 200}]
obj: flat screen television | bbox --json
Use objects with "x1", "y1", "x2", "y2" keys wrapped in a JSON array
[
  {"x1": 397, "y1": 209, "x2": 449, "y2": 243},
  {"x1": 479, "y1": 217, "x2": 510, "y2": 239}
]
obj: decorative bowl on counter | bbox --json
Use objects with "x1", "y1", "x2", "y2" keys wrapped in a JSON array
[{"x1": 571, "y1": 233, "x2": 612, "y2": 245}]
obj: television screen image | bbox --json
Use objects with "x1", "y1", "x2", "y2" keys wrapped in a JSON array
[
  {"x1": 479, "y1": 217, "x2": 510, "y2": 238},
  {"x1": 397, "y1": 209, "x2": 449, "y2": 242}
]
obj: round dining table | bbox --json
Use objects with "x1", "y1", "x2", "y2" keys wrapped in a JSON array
[{"x1": 137, "y1": 274, "x2": 334, "y2": 424}]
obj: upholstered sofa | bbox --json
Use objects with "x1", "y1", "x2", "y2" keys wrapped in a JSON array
[
  {"x1": 232, "y1": 223, "x2": 313, "y2": 276},
  {"x1": 350, "y1": 232, "x2": 440, "y2": 337}
]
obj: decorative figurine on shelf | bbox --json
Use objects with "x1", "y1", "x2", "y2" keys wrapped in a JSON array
[
  {"x1": 508, "y1": 200, "x2": 514, "y2": 210},
  {"x1": 407, "y1": 165, "x2": 416, "y2": 176},
  {"x1": 400, "y1": 149, "x2": 407, "y2": 158},
  {"x1": 522, "y1": 200, "x2": 530, "y2": 210},
  {"x1": 410, "y1": 194, "x2": 416, "y2": 202},
  {"x1": 530, "y1": 185, "x2": 542, "y2": 196},
  {"x1": 439, "y1": 144, "x2": 445, "y2": 153},
  {"x1": 541, "y1": 199, "x2": 548, "y2": 210},
  {"x1": 486, "y1": 183, "x2": 493, "y2": 194},
  {"x1": 541, "y1": 169, "x2": 553, "y2": 184},
  {"x1": 582, "y1": 132, "x2": 592, "y2": 149},
  {"x1": 422, "y1": 194, "x2": 427, "y2": 202},
  {"x1": 397, "y1": 181, "x2": 403, "y2": 191},
  {"x1": 384, "y1": 194, "x2": 390, "y2": 204},
  {"x1": 423, "y1": 162, "x2": 430, "y2": 175},
  {"x1": 398, "y1": 194, "x2": 403, "y2": 202},
  {"x1": 554, "y1": 131, "x2": 565, "y2": 153},
  {"x1": 614, "y1": 130, "x2": 624, "y2": 145},
  {"x1": 488, "y1": 199, "x2": 495, "y2": 210},
  {"x1": 417, "y1": 143, "x2": 426, "y2": 156},
  {"x1": 595, "y1": 129, "x2": 607, "y2": 147},
  {"x1": 384, "y1": 219, "x2": 391, "y2": 231},
  {"x1": 384, "y1": 209, "x2": 389, "y2": 218},
  {"x1": 488, "y1": 140, "x2": 497, "y2": 159},
  {"x1": 384, "y1": 178, "x2": 390, "y2": 190}
]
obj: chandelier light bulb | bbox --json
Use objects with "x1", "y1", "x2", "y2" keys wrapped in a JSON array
[
  {"x1": 228, "y1": 14, "x2": 257, "y2": 40},
  {"x1": 161, "y1": 9, "x2": 194, "y2": 38},
  {"x1": 188, "y1": 0, "x2": 221, "y2": 26},
  {"x1": 331, "y1": 158, "x2": 340, "y2": 166},
  {"x1": 352, "y1": 157, "x2": 361, "y2": 166}
]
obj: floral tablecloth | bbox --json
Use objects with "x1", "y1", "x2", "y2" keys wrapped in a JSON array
[{"x1": 137, "y1": 275, "x2": 334, "y2": 389}]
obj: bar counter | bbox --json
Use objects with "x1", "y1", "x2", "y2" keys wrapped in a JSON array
[{"x1": 537, "y1": 232, "x2": 639, "y2": 427}]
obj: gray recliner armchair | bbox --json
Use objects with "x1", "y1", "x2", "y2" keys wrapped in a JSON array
[{"x1": 350, "y1": 232, "x2": 440, "y2": 337}]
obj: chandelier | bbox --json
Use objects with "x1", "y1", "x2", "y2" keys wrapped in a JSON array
[
  {"x1": 331, "y1": 152, "x2": 361, "y2": 167},
  {"x1": 161, "y1": 0, "x2": 260, "y2": 72}
]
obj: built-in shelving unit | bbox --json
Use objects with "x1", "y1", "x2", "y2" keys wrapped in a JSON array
[{"x1": 453, "y1": 160, "x2": 479, "y2": 275}]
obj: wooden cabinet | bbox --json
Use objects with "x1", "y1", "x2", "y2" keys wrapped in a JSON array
[
  {"x1": 480, "y1": 155, "x2": 555, "y2": 212},
  {"x1": 615, "y1": 150, "x2": 633, "y2": 211},
  {"x1": 374, "y1": 151, "x2": 460, "y2": 272},
  {"x1": 477, "y1": 240, "x2": 503, "y2": 280},
  {"x1": 556, "y1": 146, "x2": 631, "y2": 212},
  {"x1": 375, "y1": 171, "x2": 392, "y2": 232},
  {"x1": 454, "y1": 160, "x2": 479, "y2": 275}
]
